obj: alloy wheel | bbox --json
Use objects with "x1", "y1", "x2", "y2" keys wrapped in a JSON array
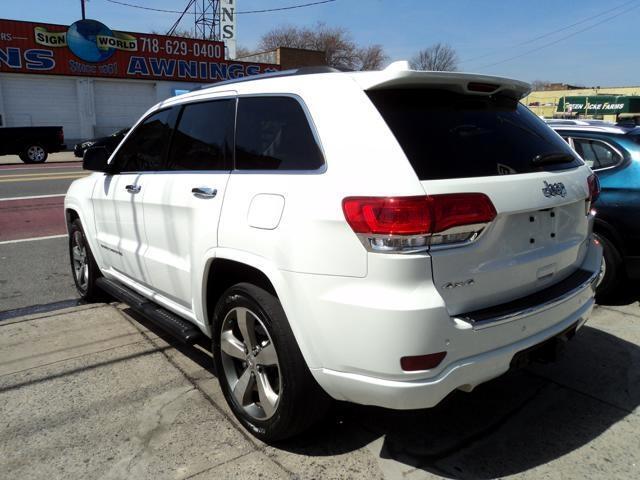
[
  {"x1": 27, "y1": 145, "x2": 46, "y2": 162},
  {"x1": 71, "y1": 230, "x2": 89, "y2": 291},
  {"x1": 220, "y1": 306, "x2": 281, "y2": 420}
]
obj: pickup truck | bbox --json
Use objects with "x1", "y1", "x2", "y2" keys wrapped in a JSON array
[{"x1": 0, "y1": 126, "x2": 66, "y2": 163}]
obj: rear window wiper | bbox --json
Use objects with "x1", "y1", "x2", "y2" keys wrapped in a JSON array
[{"x1": 531, "y1": 152, "x2": 576, "y2": 166}]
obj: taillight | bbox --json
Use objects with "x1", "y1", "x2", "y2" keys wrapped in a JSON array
[
  {"x1": 430, "y1": 193, "x2": 497, "y2": 247},
  {"x1": 587, "y1": 174, "x2": 600, "y2": 203},
  {"x1": 58, "y1": 128, "x2": 64, "y2": 143},
  {"x1": 342, "y1": 196, "x2": 432, "y2": 235},
  {"x1": 342, "y1": 193, "x2": 496, "y2": 253}
]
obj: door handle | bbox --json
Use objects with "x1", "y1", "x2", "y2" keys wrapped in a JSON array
[
  {"x1": 192, "y1": 187, "x2": 217, "y2": 198},
  {"x1": 125, "y1": 184, "x2": 141, "y2": 194}
]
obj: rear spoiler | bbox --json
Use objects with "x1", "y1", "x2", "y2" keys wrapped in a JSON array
[{"x1": 352, "y1": 61, "x2": 531, "y2": 100}]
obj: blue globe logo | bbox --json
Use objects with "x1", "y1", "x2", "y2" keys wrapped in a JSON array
[{"x1": 67, "y1": 20, "x2": 115, "y2": 63}]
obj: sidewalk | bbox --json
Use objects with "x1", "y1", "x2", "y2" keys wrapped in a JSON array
[
  {"x1": 0, "y1": 151, "x2": 80, "y2": 166},
  {"x1": 1, "y1": 301, "x2": 639, "y2": 479}
]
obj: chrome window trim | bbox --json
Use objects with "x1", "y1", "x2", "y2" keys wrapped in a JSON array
[
  {"x1": 569, "y1": 136, "x2": 625, "y2": 172},
  {"x1": 231, "y1": 93, "x2": 327, "y2": 175},
  {"x1": 114, "y1": 97, "x2": 237, "y2": 175},
  {"x1": 108, "y1": 106, "x2": 178, "y2": 172}
]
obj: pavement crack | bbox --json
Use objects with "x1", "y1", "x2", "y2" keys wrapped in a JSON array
[
  {"x1": 180, "y1": 451, "x2": 254, "y2": 480},
  {"x1": 126, "y1": 387, "x2": 196, "y2": 474},
  {"x1": 100, "y1": 386, "x2": 196, "y2": 480},
  {"x1": 117, "y1": 307, "x2": 299, "y2": 479}
]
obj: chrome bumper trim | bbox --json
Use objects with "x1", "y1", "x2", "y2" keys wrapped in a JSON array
[{"x1": 456, "y1": 268, "x2": 599, "y2": 330}]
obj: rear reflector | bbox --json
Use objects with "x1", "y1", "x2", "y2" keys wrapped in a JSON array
[
  {"x1": 342, "y1": 193, "x2": 496, "y2": 252},
  {"x1": 401, "y1": 352, "x2": 447, "y2": 371}
]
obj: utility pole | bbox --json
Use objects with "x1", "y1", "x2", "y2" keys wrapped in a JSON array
[{"x1": 81, "y1": 0, "x2": 86, "y2": 20}]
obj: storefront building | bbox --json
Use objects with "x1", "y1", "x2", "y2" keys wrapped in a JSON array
[
  {"x1": 522, "y1": 86, "x2": 640, "y2": 122},
  {"x1": 0, "y1": 18, "x2": 279, "y2": 144}
]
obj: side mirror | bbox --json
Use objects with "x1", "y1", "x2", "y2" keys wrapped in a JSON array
[{"x1": 83, "y1": 146, "x2": 111, "y2": 172}]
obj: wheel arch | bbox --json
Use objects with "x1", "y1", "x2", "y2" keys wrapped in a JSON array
[
  {"x1": 200, "y1": 249, "x2": 321, "y2": 368},
  {"x1": 593, "y1": 217, "x2": 625, "y2": 256},
  {"x1": 204, "y1": 258, "x2": 277, "y2": 326},
  {"x1": 65, "y1": 208, "x2": 80, "y2": 231},
  {"x1": 64, "y1": 199, "x2": 106, "y2": 270}
]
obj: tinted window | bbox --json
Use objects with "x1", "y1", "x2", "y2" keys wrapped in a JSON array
[
  {"x1": 367, "y1": 89, "x2": 582, "y2": 180},
  {"x1": 573, "y1": 138, "x2": 622, "y2": 169},
  {"x1": 235, "y1": 96, "x2": 324, "y2": 170},
  {"x1": 168, "y1": 99, "x2": 235, "y2": 170},
  {"x1": 114, "y1": 109, "x2": 174, "y2": 172}
]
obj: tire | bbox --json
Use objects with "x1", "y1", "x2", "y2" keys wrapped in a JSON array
[
  {"x1": 212, "y1": 282, "x2": 330, "y2": 442},
  {"x1": 594, "y1": 233, "x2": 623, "y2": 301},
  {"x1": 68, "y1": 218, "x2": 102, "y2": 301},
  {"x1": 20, "y1": 144, "x2": 48, "y2": 163}
]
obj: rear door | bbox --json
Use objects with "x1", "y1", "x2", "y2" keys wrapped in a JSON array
[
  {"x1": 367, "y1": 88, "x2": 593, "y2": 315},
  {"x1": 140, "y1": 94, "x2": 235, "y2": 313}
]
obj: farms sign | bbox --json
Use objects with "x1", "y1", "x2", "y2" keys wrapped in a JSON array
[
  {"x1": 0, "y1": 18, "x2": 278, "y2": 82},
  {"x1": 557, "y1": 95, "x2": 639, "y2": 115}
]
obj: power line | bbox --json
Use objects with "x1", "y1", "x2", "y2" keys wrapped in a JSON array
[
  {"x1": 105, "y1": 0, "x2": 184, "y2": 13},
  {"x1": 515, "y1": 0, "x2": 638, "y2": 47},
  {"x1": 104, "y1": 0, "x2": 336, "y2": 15},
  {"x1": 235, "y1": 0, "x2": 336, "y2": 14},
  {"x1": 463, "y1": 0, "x2": 639, "y2": 65},
  {"x1": 475, "y1": 2, "x2": 640, "y2": 70},
  {"x1": 166, "y1": 0, "x2": 195, "y2": 36}
]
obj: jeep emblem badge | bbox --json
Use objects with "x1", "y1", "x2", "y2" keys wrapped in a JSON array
[{"x1": 542, "y1": 181, "x2": 567, "y2": 198}]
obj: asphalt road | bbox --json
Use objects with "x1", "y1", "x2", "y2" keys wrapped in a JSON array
[{"x1": 0, "y1": 154, "x2": 87, "y2": 314}]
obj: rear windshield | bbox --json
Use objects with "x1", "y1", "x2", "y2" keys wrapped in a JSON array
[{"x1": 367, "y1": 88, "x2": 583, "y2": 180}]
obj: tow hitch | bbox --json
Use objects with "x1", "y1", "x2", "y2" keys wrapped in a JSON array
[{"x1": 510, "y1": 322, "x2": 578, "y2": 369}]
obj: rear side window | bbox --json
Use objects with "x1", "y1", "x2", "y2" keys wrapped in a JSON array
[
  {"x1": 114, "y1": 109, "x2": 174, "y2": 172},
  {"x1": 572, "y1": 138, "x2": 622, "y2": 170},
  {"x1": 367, "y1": 89, "x2": 582, "y2": 180},
  {"x1": 235, "y1": 96, "x2": 324, "y2": 171},
  {"x1": 168, "y1": 99, "x2": 235, "y2": 170}
]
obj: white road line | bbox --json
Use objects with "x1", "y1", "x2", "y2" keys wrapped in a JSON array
[
  {"x1": 0, "y1": 194, "x2": 65, "y2": 202},
  {"x1": 0, "y1": 234, "x2": 68, "y2": 245}
]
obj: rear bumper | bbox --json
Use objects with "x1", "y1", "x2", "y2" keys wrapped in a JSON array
[
  {"x1": 294, "y1": 237, "x2": 602, "y2": 410},
  {"x1": 312, "y1": 287, "x2": 594, "y2": 410}
]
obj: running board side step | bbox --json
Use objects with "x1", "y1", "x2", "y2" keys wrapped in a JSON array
[{"x1": 96, "y1": 277, "x2": 203, "y2": 344}]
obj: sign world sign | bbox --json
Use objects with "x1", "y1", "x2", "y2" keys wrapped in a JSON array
[{"x1": 0, "y1": 18, "x2": 278, "y2": 82}]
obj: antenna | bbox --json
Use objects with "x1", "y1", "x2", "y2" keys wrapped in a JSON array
[{"x1": 194, "y1": 0, "x2": 221, "y2": 40}]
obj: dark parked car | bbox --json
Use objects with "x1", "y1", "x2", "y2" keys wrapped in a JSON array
[
  {"x1": 552, "y1": 124, "x2": 640, "y2": 299},
  {"x1": 74, "y1": 128, "x2": 129, "y2": 158},
  {"x1": 0, "y1": 126, "x2": 65, "y2": 163}
]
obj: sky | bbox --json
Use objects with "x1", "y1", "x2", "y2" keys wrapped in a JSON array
[{"x1": 2, "y1": 0, "x2": 639, "y2": 86}]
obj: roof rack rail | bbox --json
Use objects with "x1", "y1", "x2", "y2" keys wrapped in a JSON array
[{"x1": 193, "y1": 65, "x2": 342, "y2": 91}]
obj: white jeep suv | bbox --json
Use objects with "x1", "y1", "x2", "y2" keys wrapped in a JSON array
[{"x1": 65, "y1": 63, "x2": 602, "y2": 441}]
